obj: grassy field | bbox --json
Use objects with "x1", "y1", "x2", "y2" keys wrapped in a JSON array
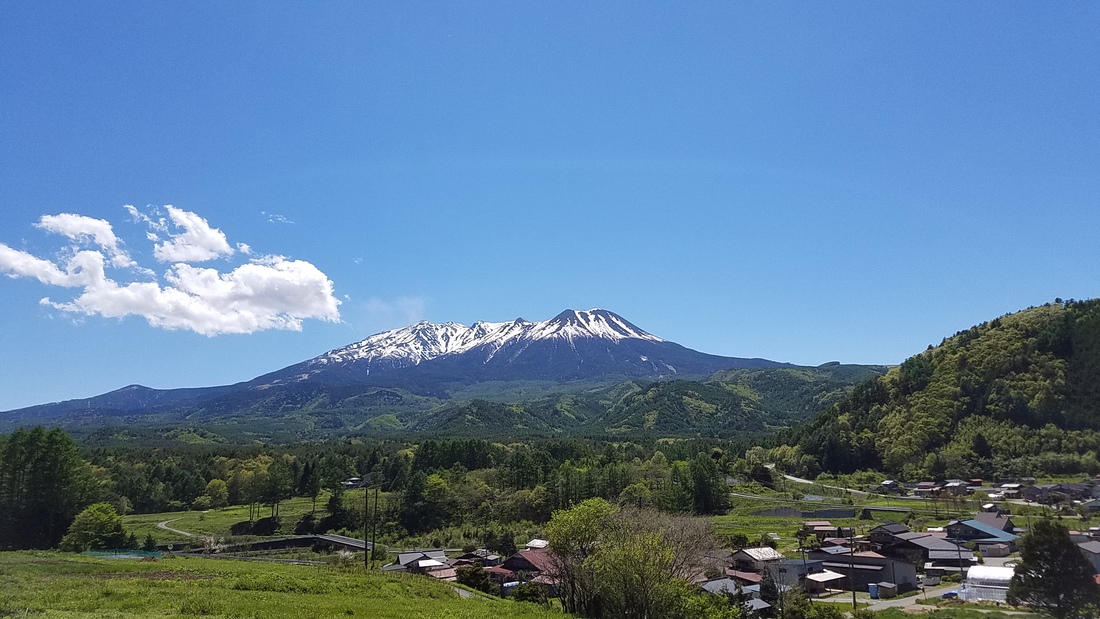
[
  {"x1": 0, "y1": 551, "x2": 564, "y2": 619},
  {"x1": 123, "y1": 495, "x2": 327, "y2": 544},
  {"x1": 875, "y1": 607, "x2": 1041, "y2": 619}
]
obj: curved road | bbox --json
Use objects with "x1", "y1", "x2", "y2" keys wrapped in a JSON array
[{"x1": 156, "y1": 518, "x2": 197, "y2": 538}]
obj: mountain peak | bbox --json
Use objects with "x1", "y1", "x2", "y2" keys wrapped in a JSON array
[
  {"x1": 539, "y1": 308, "x2": 661, "y2": 342},
  {"x1": 310, "y1": 308, "x2": 665, "y2": 371}
]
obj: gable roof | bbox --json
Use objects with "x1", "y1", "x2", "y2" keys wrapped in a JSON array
[
  {"x1": 973, "y1": 512, "x2": 1014, "y2": 532},
  {"x1": 701, "y1": 578, "x2": 742, "y2": 594},
  {"x1": 928, "y1": 549, "x2": 975, "y2": 561},
  {"x1": 892, "y1": 532, "x2": 964, "y2": 551},
  {"x1": 735, "y1": 547, "x2": 785, "y2": 562},
  {"x1": 870, "y1": 523, "x2": 910, "y2": 535},
  {"x1": 957, "y1": 520, "x2": 1020, "y2": 542},
  {"x1": 396, "y1": 550, "x2": 448, "y2": 566},
  {"x1": 515, "y1": 548, "x2": 555, "y2": 572}
]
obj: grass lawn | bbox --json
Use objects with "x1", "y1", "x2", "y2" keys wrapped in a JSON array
[{"x1": 0, "y1": 551, "x2": 564, "y2": 619}]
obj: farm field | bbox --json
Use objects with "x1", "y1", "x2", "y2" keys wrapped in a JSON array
[{"x1": 0, "y1": 551, "x2": 562, "y2": 619}]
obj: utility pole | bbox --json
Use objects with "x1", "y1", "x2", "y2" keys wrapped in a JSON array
[
  {"x1": 364, "y1": 483, "x2": 370, "y2": 570},
  {"x1": 848, "y1": 530, "x2": 857, "y2": 611},
  {"x1": 370, "y1": 484, "x2": 380, "y2": 569}
]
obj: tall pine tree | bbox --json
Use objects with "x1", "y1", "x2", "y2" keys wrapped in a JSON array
[{"x1": 0, "y1": 427, "x2": 96, "y2": 549}]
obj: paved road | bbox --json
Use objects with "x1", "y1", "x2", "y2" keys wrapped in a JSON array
[{"x1": 156, "y1": 518, "x2": 197, "y2": 538}]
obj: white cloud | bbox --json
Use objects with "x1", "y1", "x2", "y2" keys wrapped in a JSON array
[
  {"x1": 35, "y1": 213, "x2": 134, "y2": 268},
  {"x1": 151, "y1": 206, "x2": 235, "y2": 263},
  {"x1": 124, "y1": 204, "x2": 169, "y2": 233},
  {"x1": 0, "y1": 206, "x2": 342, "y2": 336},
  {"x1": 261, "y1": 211, "x2": 294, "y2": 224}
]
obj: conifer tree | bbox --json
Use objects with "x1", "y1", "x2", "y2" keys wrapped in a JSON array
[{"x1": 1008, "y1": 519, "x2": 1100, "y2": 619}]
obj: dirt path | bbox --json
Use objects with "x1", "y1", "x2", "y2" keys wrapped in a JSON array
[{"x1": 156, "y1": 518, "x2": 197, "y2": 538}]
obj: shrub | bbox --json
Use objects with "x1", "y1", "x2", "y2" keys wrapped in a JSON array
[
  {"x1": 59, "y1": 503, "x2": 127, "y2": 551},
  {"x1": 456, "y1": 565, "x2": 493, "y2": 594},
  {"x1": 510, "y1": 583, "x2": 547, "y2": 605}
]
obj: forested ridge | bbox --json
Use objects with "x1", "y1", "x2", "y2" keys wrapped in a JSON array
[
  {"x1": 788, "y1": 299, "x2": 1100, "y2": 478},
  {"x1": 2, "y1": 364, "x2": 883, "y2": 443}
]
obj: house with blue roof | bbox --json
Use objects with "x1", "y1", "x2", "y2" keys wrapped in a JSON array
[{"x1": 946, "y1": 518, "x2": 1019, "y2": 553}]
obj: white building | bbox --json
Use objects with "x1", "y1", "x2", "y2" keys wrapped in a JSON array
[{"x1": 960, "y1": 565, "x2": 1014, "y2": 603}]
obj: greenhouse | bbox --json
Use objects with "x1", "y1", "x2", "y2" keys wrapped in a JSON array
[{"x1": 960, "y1": 565, "x2": 1014, "y2": 602}]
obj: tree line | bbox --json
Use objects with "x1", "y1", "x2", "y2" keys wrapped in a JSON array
[{"x1": 1, "y1": 429, "x2": 741, "y2": 551}]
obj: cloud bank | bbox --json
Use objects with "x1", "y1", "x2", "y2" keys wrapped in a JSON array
[{"x1": 0, "y1": 206, "x2": 340, "y2": 336}]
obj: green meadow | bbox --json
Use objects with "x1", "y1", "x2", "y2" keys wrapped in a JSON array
[
  {"x1": 123, "y1": 495, "x2": 328, "y2": 544},
  {"x1": 0, "y1": 552, "x2": 562, "y2": 619}
]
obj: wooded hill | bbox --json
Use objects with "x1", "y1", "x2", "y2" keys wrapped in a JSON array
[
  {"x1": 790, "y1": 299, "x2": 1100, "y2": 478},
  {"x1": 2, "y1": 364, "x2": 885, "y2": 445}
]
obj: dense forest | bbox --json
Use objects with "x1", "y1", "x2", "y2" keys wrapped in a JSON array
[
  {"x1": 786, "y1": 299, "x2": 1100, "y2": 479},
  {"x1": 0, "y1": 429, "x2": 760, "y2": 551}
]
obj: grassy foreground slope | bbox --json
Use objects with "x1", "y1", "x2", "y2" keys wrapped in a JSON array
[{"x1": 0, "y1": 552, "x2": 560, "y2": 619}]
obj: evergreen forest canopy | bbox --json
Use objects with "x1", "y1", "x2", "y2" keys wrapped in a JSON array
[{"x1": 786, "y1": 298, "x2": 1100, "y2": 479}]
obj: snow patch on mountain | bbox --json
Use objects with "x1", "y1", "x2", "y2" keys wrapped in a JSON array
[{"x1": 313, "y1": 308, "x2": 663, "y2": 368}]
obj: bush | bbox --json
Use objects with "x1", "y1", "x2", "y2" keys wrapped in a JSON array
[
  {"x1": 229, "y1": 517, "x2": 281, "y2": 536},
  {"x1": 295, "y1": 514, "x2": 316, "y2": 535},
  {"x1": 456, "y1": 565, "x2": 493, "y2": 593},
  {"x1": 59, "y1": 503, "x2": 128, "y2": 551},
  {"x1": 510, "y1": 583, "x2": 547, "y2": 605}
]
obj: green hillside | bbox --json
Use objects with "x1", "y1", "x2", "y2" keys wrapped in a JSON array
[
  {"x1": 3, "y1": 359, "x2": 883, "y2": 444},
  {"x1": 791, "y1": 299, "x2": 1100, "y2": 477},
  {"x1": 400, "y1": 365, "x2": 886, "y2": 439}
]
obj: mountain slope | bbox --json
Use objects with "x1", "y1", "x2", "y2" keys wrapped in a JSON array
[
  {"x1": 0, "y1": 309, "x2": 792, "y2": 437},
  {"x1": 792, "y1": 299, "x2": 1100, "y2": 476},
  {"x1": 254, "y1": 308, "x2": 785, "y2": 390}
]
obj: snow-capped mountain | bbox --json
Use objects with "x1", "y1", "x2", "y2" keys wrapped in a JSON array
[
  {"x1": 1, "y1": 308, "x2": 789, "y2": 422},
  {"x1": 255, "y1": 308, "x2": 784, "y2": 387},
  {"x1": 312, "y1": 309, "x2": 663, "y2": 371}
]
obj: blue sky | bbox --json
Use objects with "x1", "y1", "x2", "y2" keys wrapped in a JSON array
[{"x1": 2, "y1": 2, "x2": 1098, "y2": 411}]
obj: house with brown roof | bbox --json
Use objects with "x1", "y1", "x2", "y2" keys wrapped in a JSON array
[{"x1": 501, "y1": 548, "x2": 555, "y2": 580}]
